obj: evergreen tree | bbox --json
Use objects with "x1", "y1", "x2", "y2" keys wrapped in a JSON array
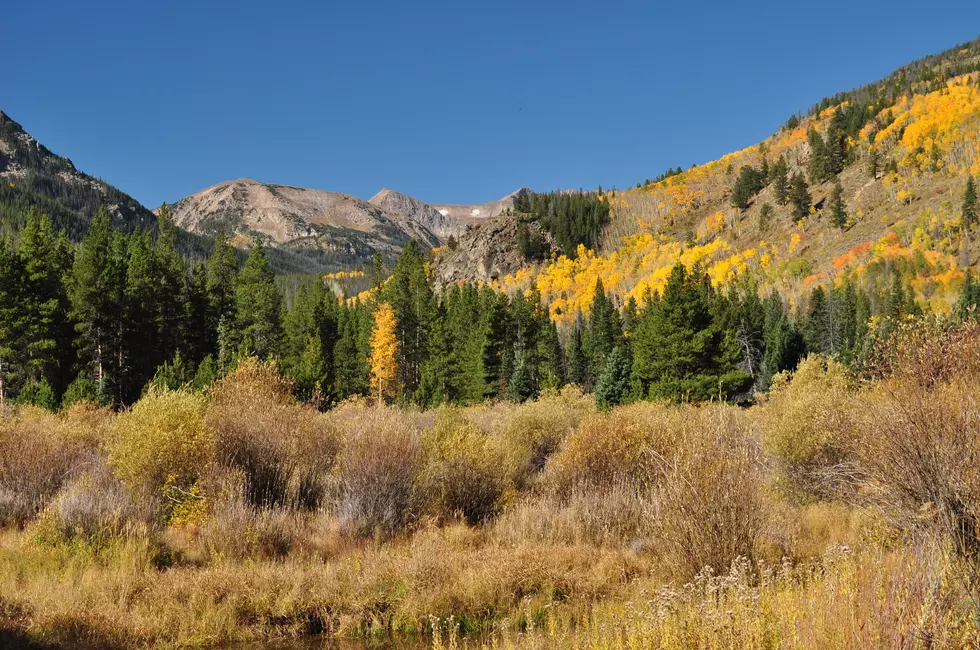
[
  {"x1": 772, "y1": 155, "x2": 790, "y2": 206},
  {"x1": 206, "y1": 232, "x2": 238, "y2": 328},
  {"x1": 759, "y1": 292, "x2": 803, "y2": 390},
  {"x1": 759, "y1": 202, "x2": 773, "y2": 231},
  {"x1": 565, "y1": 324, "x2": 586, "y2": 387},
  {"x1": 506, "y1": 351, "x2": 535, "y2": 403},
  {"x1": 382, "y1": 240, "x2": 434, "y2": 397},
  {"x1": 789, "y1": 172, "x2": 812, "y2": 222},
  {"x1": 964, "y1": 175, "x2": 978, "y2": 227},
  {"x1": 808, "y1": 127, "x2": 830, "y2": 184},
  {"x1": 0, "y1": 238, "x2": 25, "y2": 405},
  {"x1": 830, "y1": 180, "x2": 848, "y2": 230},
  {"x1": 595, "y1": 345, "x2": 631, "y2": 409},
  {"x1": 867, "y1": 146, "x2": 881, "y2": 179},
  {"x1": 730, "y1": 165, "x2": 764, "y2": 210},
  {"x1": 959, "y1": 269, "x2": 980, "y2": 318},
  {"x1": 630, "y1": 263, "x2": 750, "y2": 402},
  {"x1": 233, "y1": 244, "x2": 284, "y2": 360},
  {"x1": 69, "y1": 207, "x2": 126, "y2": 404},
  {"x1": 582, "y1": 279, "x2": 623, "y2": 388}
]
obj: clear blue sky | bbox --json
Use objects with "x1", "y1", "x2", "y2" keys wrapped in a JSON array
[{"x1": 2, "y1": 1, "x2": 978, "y2": 208}]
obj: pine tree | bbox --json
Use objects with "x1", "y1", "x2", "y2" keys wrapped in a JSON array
[
  {"x1": 207, "y1": 232, "x2": 238, "y2": 328},
  {"x1": 233, "y1": 244, "x2": 284, "y2": 360},
  {"x1": 0, "y1": 238, "x2": 25, "y2": 405},
  {"x1": 759, "y1": 292, "x2": 803, "y2": 390},
  {"x1": 830, "y1": 181, "x2": 847, "y2": 230},
  {"x1": 867, "y1": 146, "x2": 881, "y2": 180},
  {"x1": 381, "y1": 240, "x2": 434, "y2": 398},
  {"x1": 964, "y1": 175, "x2": 978, "y2": 227},
  {"x1": 772, "y1": 155, "x2": 790, "y2": 205},
  {"x1": 565, "y1": 324, "x2": 586, "y2": 387},
  {"x1": 69, "y1": 207, "x2": 126, "y2": 404},
  {"x1": 369, "y1": 301, "x2": 399, "y2": 406},
  {"x1": 595, "y1": 346, "x2": 631, "y2": 409},
  {"x1": 759, "y1": 202, "x2": 773, "y2": 231},
  {"x1": 16, "y1": 213, "x2": 68, "y2": 393},
  {"x1": 959, "y1": 269, "x2": 980, "y2": 318},
  {"x1": 334, "y1": 305, "x2": 370, "y2": 399},
  {"x1": 506, "y1": 351, "x2": 535, "y2": 403},
  {"x1": 582, "y1": 279, "x2": 623, "y2": 388},
  {"x1": 789, "y1": 172, "x2": 812, "y2": 222},
  {"x1": 630, "y1": 263, "x2": 749, "y2": 402},
  {"x1": 808, "y1": 127, "x2": 830, "y2": 184}
]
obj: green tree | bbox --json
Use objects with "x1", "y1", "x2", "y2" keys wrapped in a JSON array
[
  {"x1": 582, "y1": 279, "x2": 623, "y2": 388},
  {"x1": 233, "y1": 244, "x2": 284, "y2": 360},
  {"x1": 790, "y1": 172, "x2": 812, "y2": 222},
  {"x1": 630, "y1": 263, "x2": 750, "y2": 402},
  {"x1": 964, "y1": 175, "x2": 978, "y2": 227},
  {"x1": 565, "y1": 324, "x2": 586, "y2": 387},
  {"x1": 771, "y1": 155, "x2": 790, "y2": 205},
  {"x1": 830, "y1": 180, "x2": 847, "y2": 230},
  {"x1": 595, "y1": 346, "x2": 631, "y2": 409},
  {"x1": 759, "y1": 202, "x2": 773, "y2": 231},
  {"x1": 69, "y1": 207, "x2": 126, "y2": 404}
]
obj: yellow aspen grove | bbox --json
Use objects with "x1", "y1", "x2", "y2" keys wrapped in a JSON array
[{"x1": 369, "y1": 301, "x2": 399, "y2": 406}]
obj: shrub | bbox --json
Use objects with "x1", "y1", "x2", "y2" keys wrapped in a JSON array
[
  {"x1": 336, "y1": 408, "x2": 423, "y2": 537},
  {"x1": 207, "y1": 358, "x2": 341, "y2": 510},
  {"x1": 106, "y1": 390, "x2": 213, "y2": 511},
  {"x1": 421, "y1": 409, "x2": 512, "y2": 525},
  {"x1": 39, "y1": 457, "x2": 138, "y2": 546},
  {"x1": 0, "y1": 407, "x2": 86, "y2": 525},
  {"x1": 652, "y1": 405, "x2": 766, "y2": 580},
  {"x1": 546, "y1": 403, "x2": 678, "y2": 497},
  {"x1": 858, "y1": 372, "x2": 980, "y2": 563},
  {"x1": 762, "y1": 355, "x2": 857, "y2": 501}
]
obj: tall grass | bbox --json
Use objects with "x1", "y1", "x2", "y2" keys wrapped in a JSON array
[{"x1": 2, "y1": 332, "x2": 980, "y2": 649}]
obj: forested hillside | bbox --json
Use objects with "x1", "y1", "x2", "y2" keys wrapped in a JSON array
[{"x1": 495, "y1": 37, "x2": 980, "y2": 333}]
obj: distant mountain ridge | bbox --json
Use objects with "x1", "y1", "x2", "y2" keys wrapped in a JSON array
[{"x1": 0, "y1": 109, "x2": 156, "y2": 238}]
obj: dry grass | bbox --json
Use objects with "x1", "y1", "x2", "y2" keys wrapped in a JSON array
[{"x1": 1, "y1": 344, "x2": 979, "y2": 649}]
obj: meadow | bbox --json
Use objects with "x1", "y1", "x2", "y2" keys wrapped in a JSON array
[{"x1": 1, "y1": 319, "x2": 979, "y2": 650}]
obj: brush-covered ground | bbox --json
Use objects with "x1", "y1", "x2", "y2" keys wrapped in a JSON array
[{"x1": 1, "y1": 320, "x2": 980, "y2": 650}]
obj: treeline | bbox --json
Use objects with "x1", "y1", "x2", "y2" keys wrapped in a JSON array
[
  {"x1": 514, "y1": 190, "x2": 610, "y2": 256},
  {"x1": 1, "y1": 204, "x2": 970, "y2": 411}
]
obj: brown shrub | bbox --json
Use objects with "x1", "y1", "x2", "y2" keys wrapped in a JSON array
[
  {"x1": 545, "y1": 403, "x2": 679, "y2": 497},
  {"x1": 652, "y1": 405, "x2": 767, "y2": 580},
  {"x1": 854, "y1": 321, "x2": 980, "y2": 582},
  {"x1": 207, "y1": 358, "x2": 341, "y2": 511},
  {"x1": 0, "y1": 407, "x2": 88, "y2": 525},
  {"x1": 420, "y1": 408, "x2": 513, "y2": 525},
  {"x1": 336, "y1": 407, "x2": 424, "y2": 537},
  {"x1": 38, "y1": 457, "x2": 140, "y2": 545}
]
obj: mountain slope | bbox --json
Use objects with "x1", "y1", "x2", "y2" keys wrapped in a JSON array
[
  {"x1": 165, "y1": 179, "x2": 442, "y2": 260},
  {"x1": 481, "y1": 38, "x2": 980, "y2": 326},
  {"x1": 0, "y1": 110, "x2": 156, "y2": 239}
]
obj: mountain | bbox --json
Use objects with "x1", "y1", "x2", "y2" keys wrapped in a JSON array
[
  {"x1": 0, "y1": 110, "x2": 156, "y2": 239},
  {"x1": 368, "y1": 187, "x2": 530, "y2": 240},
  {"x1": 476, "y1": 37, "x2": 980, "y2": 327},
  {"x1": 430, "y1": 215, "x2": 559, "y2": 286},
  {"x1": 164, "y1": 179, "x2": 443, "y2": 260}
]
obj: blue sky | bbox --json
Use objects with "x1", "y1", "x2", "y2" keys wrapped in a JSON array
[{"x1": 3, "y1": 1, "x2": 979, "y2": 208}]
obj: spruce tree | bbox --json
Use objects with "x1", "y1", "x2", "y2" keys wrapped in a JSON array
[
  {"x1": 233, "y1": 244, "x2": 284, "y2": 360},
  {"x1": 582, "y1": 279, "x2": 623, "y2": 388},
  {"x1": 595, "y1": 345, "x2": 631, "y2": 409},
  {"x1": 630, "y1": 263, "x2": 749, "y2": 402},
  {"x1": 964, "y1": 175, "x2": 978, "y2": 227},
  {"x1": 830, "y1": 181, "x2": 847, "y2": 230},
  {"x1": 789, "y1": 172, "x2": 812, "y2": 222},
  {"x1": 759, "y1": 202, "x2": 773, "y2": 231},
  {"x1": 69, "y1": 207, "x2": 126, "y2": 404},
  {"x1": 772, "y1": 155, "x2": 790, "y2": 205},
  {"x1": 565, "y1": 324, "x2": 586, "y2": 387},
  {"x1": 808, "y1": 127, "x2": 830, "y2": 184}
]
